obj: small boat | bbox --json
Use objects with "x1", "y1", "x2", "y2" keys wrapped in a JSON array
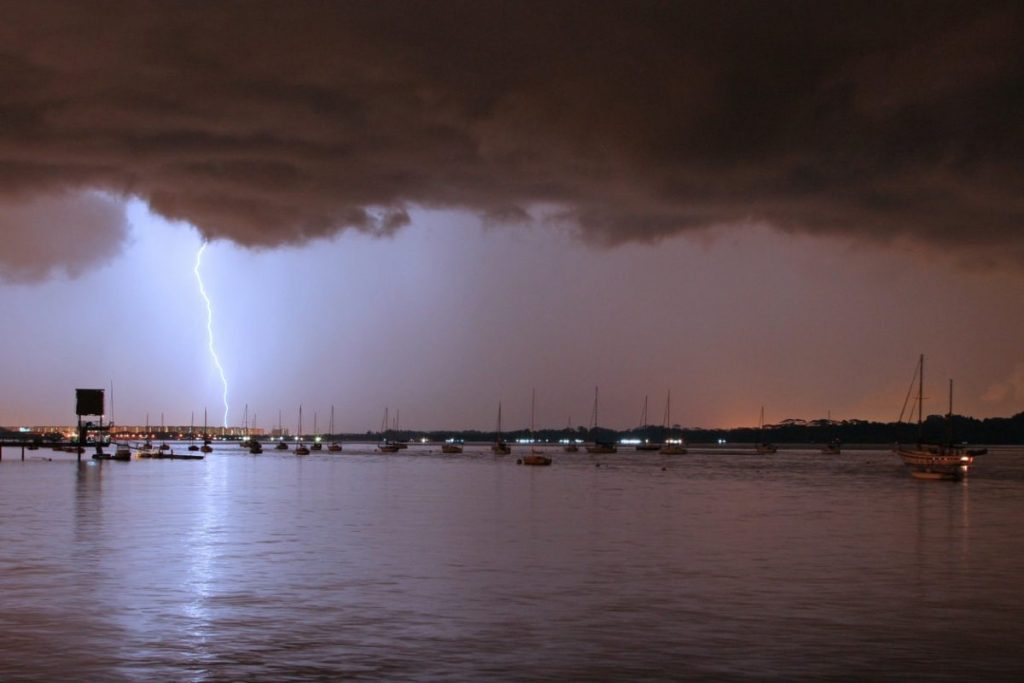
[
  {"x1": 136, "y1": 444, "x2": 160, "y2": 458},
  {"x1": 491, "y1": 401, "x2": 511, "y2": 454},
  {"x1": 378, "y1": 441, "x2": 401, "y2": 453},
  {"x1": 294, "y1": 405, "x2": 311, "y2": 455},
  {"x1": 635, "y1": 395, "x2": 661, "y2": 450},
  {"x1": 659, "y1": 390, "x2": 687, "y2": 455},
  {"x1": 93, "y1": 442, "x2": 131, "y2": 460},
  {"x1": 327, "y1": 405, "x2": 343, "y2": 452},
  {"x1": 754, "y1": 406, "x2": 776, "y2": 454},
  {"x1": 894, "y1": 355, "x2": 977, "y2": 481},
  {"x1": 187, "y1": 412, "x2": 200, "y2": 451},
  {"x1": 310, "y1": 412, "x2": 323, "y2": 451},
  {"x1": 249, "y1": 440, "x2": 263, "y2": 454},
  {"x1": 199, "y1": 408, "x2": 213, "y2": 453},
  {"x1": 519, "y1": 389, "x2": 552, "y2": 466},
  {"x1": 585, "y1": 387, "x2": 617, "y2": 454},
  {"x1": 441, "y1": 440, "x2": 464, "y2": 454},
  {"x1": 520, "y1": 453, "x2": 552, "y2": 466},
  {"x1": 275, "y1": 409, "x2": 289, "y2": 450},
  {"x1": 563, "y1": 442, "x2": 579, "y2": 453},
  {"x1": 821, "y1": 438, "x2": 842, "y2": 455}
]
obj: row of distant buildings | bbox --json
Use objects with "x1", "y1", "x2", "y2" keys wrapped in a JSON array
[{"x1": 18, "y1": 425, "x2": 278, "y2": 439}]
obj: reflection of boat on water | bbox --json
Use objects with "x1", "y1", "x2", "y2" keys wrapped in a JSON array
[
  {"x1": 585, "y1": 387, "x2": 617, "y2": 454},
  {"x1": 894, "y1": 355, "x2": 977, "y2": 481},
  {"x1": 491, "y1": 401, "x2": 511, "y2": 454},
  {"x1": 755, "y1": 406, "x2": 776, "y2": 454}
]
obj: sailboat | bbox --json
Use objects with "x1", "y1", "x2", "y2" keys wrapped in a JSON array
[
  {"x1": 894, "y1": 355, "x2": 978, "y2": 480},
  {"x1": 275, "y1": 409, "x2": 289, "y2": 450},
  {"x1": 441, "y1": 439, "x2": 464, "y2": 454},
  {"x1": 311, "y1": 411, "x2": 323, "y2": 451},
  {"x1": 659, "y1": 390, "x2": 687, "y2": 455},
  {"x1": 294, "y1": 405, "x2": 310, "y2": 455},
  {"x1": 327, "y1": 405, "x2": 343, "y2": 452},
  {"x1": 491, "y1": 401, "x2": 511, "y2": 454},
  {"x1": 754, "y1": 406, "x2": 776, "y2": 454},
  {"x1": 158, "y1": 413, "x2": 170, "y2": 451},
  {"x1": 635, "y1": 395, "x2": 661, "y2": 451},
  {"x1": 585, "y1": 386, "x2": 617, "y2": 454},
  {"x1": 521, "y1": 389, "x2": 552, "y2": 466},
  {"x1": 820, "y1": 410, "x2": 841, "y2": 454},
  {"x1": 200, "y1": 408, "x2": 213, "y2": 453},
  {"x1": 378, "y1": 407, "x2": 400, "y2": 452},
  {"x1": 240, "y1": 404, "x2": 252, "y2": 448},
  {"x1": 563, "y1": 417, "x2": 579, "y2": 452},
  {"x1": 188, "y1": 411, "x2": 200, "y2": 451}
]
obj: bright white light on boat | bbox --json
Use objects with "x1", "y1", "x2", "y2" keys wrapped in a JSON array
[{"x1": 621, "y1": 439, "x2": 641, "y2": 445}]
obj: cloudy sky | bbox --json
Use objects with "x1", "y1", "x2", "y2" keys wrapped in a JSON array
[{"x1": 1, "y1": 1, "x2": 1022, "y2": 430}]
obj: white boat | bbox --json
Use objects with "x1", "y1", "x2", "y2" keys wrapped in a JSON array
[
  {"x1": 659, "y1": 390, "x2": 687, "y2": 455},
  {"x1": 754, "y1": 406, "x2": 776, "y2": 454},
  {"x1": 894, "y1": 355, "x2": 977, "y2": 481},
  {"x1": 327, "y1": 405, "x2": 343, "y2": 452},
  {"x1": 491, "y1": 401, "x2": 511, "y2": 454},
  {"x1": 585, "y1": 386, "x2": 617, "y2": 454}
]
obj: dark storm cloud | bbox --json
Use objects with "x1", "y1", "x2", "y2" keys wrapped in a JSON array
[
  {"x1": 0, "y1": 192, "x2": 127, "y2": 282},
  {"x1": 0, "y1": 0, "x2": 1021, "y2": 263}
]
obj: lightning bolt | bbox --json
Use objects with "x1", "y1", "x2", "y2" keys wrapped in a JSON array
[{"x1": 194, "y1": 241, "x2": 230, "y2": 428}]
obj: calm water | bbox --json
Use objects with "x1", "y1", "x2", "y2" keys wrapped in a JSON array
[{"x1": 2, "y1": 443, "x2": 1024, "y2": 681}]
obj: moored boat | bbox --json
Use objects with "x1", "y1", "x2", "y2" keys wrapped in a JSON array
[{"x1": 894, "y1": 355, "x2": 977, "y2": 481}]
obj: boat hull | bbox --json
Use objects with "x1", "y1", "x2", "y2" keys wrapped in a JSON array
[{"x1": 895, "y1": 445, "x2": 973, "y2": 480}]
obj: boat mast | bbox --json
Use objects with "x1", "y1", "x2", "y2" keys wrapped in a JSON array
[
  {"x1": 640, "y1": 395, "x2": 648, "y2": 427},
  {"x1": 918, "y1": 353, "x2": 924, "y2": 442},
  {"x1": 592, "y1": 386, "x2": 599, "y2": 430},
  {"x1": 947, "y1": 378, "x2": 954, "y2": 445}
]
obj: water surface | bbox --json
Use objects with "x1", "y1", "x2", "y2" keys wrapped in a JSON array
[{"x1": 2, "y1": 444, "x2": 1023, "y2": 681}]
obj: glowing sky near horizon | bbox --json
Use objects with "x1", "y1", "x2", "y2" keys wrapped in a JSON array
[{"x1": 1, "y1": 200, "x2": 1023, "y2": 431}]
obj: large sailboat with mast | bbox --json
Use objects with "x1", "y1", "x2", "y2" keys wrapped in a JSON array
[
  {"x1": 894, "y1": 354, "x2": 979, "y2": 480},
  {"x1": 275, "y1": 409, "x2": 289, "y2": 450}
]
